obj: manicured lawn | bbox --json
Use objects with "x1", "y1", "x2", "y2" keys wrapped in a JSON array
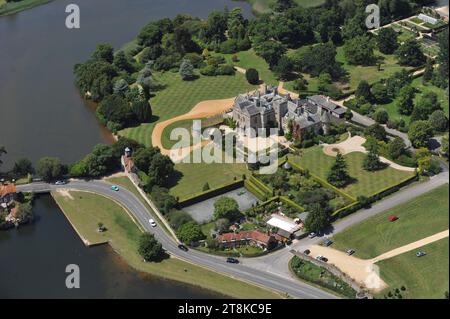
[
  {"x1": 119, "y1": 71, "x2": 256, "y2": 146},
  {"x1": 169, "y1": 162, "x2": 250, "y2": 200},
  {"x1": 380, "y1": 76, "x2": 449, "y2": 126},
  {"x1": 223, "y1": 49, "x2": 278, "y2": 85},
  {"x1": 290, "y1": 146, "x2": 415, "y2": 198},
  {"x1": 0, "y1": 0, "x2": 51, "y2": 16},
  {"x1": 332, "y1": 184, "x2": 449, "y2": 259},
  {"x1": 377, "y1": 238, "x2": 449, "y2": 299},
  {"x1": 335, "y1": 47, "x2": 412, "y2": 93},
  {"x1": 52, "y1": 190, "x2": 281, "y2": 299}
]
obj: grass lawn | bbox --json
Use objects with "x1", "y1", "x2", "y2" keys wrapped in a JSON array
[
  {"x1": 223, "y1": 49, "x2": 278, "y2": 85},
  {"x1": 0, "y1": 0, "x2": 51, "y2": 16},
  {"x1": 290, "y1": 146, "x2": 415, "y2": 198},
  {"x1": 169, "y1": 162, "x2": 250, "y2": 200},
  {"x1": 332, "y1": 184, "x2": 449, "y2": 259},
  {"x1": 119, "y1": 71, "x2": 256, "y2": 147},
  {"x1": 380, "y1": 76, "x2": 449, "y2": 126},
  {"x1": 52, "y1": 190, "x2": 281, "y2": 299},
  {"x1": 377, "y1": 238, "x2": 449, "y2": 299}
]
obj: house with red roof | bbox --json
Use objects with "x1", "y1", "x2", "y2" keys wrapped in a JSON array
[
  {"x1": 0, "y1": 184, "x2": 17, "y2": 207},
  {"x1": 216, "y1": 230, "x2": 278, "y2": 250}
]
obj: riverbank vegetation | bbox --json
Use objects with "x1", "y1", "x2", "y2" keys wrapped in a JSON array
[
  {"x1": 0, "y1": 0, "x2": 51, "y2": 16},
  {"x1": 52, "y1": 190, "x2": 281, "y2": 298}
]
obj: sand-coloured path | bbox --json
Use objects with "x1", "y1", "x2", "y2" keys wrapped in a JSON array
[
  {"x1": 322, "y1": 135, "x2": 416, "y2": 172},
  {"x1": 309, "y1": 230, "x2": 449, "y2": 292}
]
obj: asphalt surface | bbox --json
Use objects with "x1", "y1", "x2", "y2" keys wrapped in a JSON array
[{"x1": 17, "y1": 180, "x2": 336, "y2": 299}]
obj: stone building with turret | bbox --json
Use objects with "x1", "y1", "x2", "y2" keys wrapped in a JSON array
[{"x1": 232, "y1": 86, "x2": 345, "y2": 139}]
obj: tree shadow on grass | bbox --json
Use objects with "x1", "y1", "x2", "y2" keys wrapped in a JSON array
[{"x1": 164, "y1": 170, "x2": 184, "y2": 189}]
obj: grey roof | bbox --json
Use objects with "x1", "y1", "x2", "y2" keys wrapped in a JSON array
[{"x1": 308, "y1": 95, "x2": 340, "y2": 112}]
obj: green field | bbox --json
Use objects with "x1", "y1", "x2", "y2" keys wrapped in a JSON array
[
  {"x1": 332, "y1": 184, "x2": 449, "y2": 259},
  {"x1": 377, "y1": 238, "x2": 449, "y2": 299},
  {"x1": 381, "y1": 76, "x2": 449, "y2": 126},
  {"x1": 0, "y1": 0, "x2": 51, "y2": 16},
  {"x1": 119, "y1": 71, "x2": 255, "y2": 146},
  {"x1": 290, "y1": 146, "x2": 415, "y2": 198},
  {"x1": 224, "y1": 49, "x2": 279, "y2": 85},
  {"x1": 52, "y1": 190, "x2": 281, "y2": 299},
  {"x1": 169, "y1": 162, "x2": 250, "y2": 200}
]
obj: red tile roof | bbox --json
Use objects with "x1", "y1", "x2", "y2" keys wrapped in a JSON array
[
  {"x1": 0, "y1": 184, "x2": 16, "y2": 198},
  {"x1": 217, "y1": 230, "x2": 273, "y2": 245}
]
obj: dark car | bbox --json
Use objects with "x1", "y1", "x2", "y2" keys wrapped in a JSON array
[
  {"x1": 324, "y1": 239, "x2": 333, "y2": 247},
  {"x1": 178, "y1": 244, "x2": 189, "y2": 252},
  {"x1": 303, "y1": 249, "x2": 311, "y2": 255},
  {"x1": 226, "y1": 257, "x2": 239, "y2": 264}
]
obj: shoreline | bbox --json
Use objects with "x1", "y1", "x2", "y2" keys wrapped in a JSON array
[
  {"x1": 0, "y1": 0, "x2": 52, "y2": 17},
  {"x1": 50, "y1": 189, "x2": 282, "y2": 299}
]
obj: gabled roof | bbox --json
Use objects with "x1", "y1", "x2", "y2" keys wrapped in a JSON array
[
  {"x1": 217, "y1": 230, "x2": 274, "y2": 245},
  {"x1": 0, "y1": 184, "x2": 16, "y2": 198}
]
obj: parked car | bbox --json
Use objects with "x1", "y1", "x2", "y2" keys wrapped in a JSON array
[
  {"x1": 388, "y1": 215, "x2": 399, "y2": 222},
  {"x1": 55, "y1": 180, "x2": 67, "y2": 185},
  {"x1": 308, "y1": 232, "x2": 317, "y2": 238},
  {"x1": 315, "y1": 255, "x2": 328, "y2": 262},
  {"x1": 323, "y1": 239, "x2": 333, "y2": 247},
  {"x1": 416, "y1": 251, "x2": 426, "y2": 257},
  {"x1": 111, "y1": 185, "x2": 120, "y2": 191},
  {"x1": 178, "y1": 244, "x2": 189, "y2": 252},
  {"x1": 347, "y1": 249, "x2": 355, "y2": 256},
  {"x1": 148, "y1": 219, "x2": 157, "y2": 227},
  {"x1": 226, "y1": 257, "x2": 239, "y2": 264},
  {"x1": 303, "y1": 249, "x2": 311, "y2": 255}
]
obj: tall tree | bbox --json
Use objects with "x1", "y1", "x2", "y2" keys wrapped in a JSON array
[
  {"x1": 138, "y1": 233, "x2": 165, "y2": 262},
  {"x1": 37, "y1": 157, "x2": 63, "y2": 182},
  {"x1": 395, "y1": 39, "x2": 425, "y2": 67},
  {"x1": 396, "y1": 85, "x2": 415, "y2": 115},
  {"x1": 304, "y1": 204, "x2": 331, "y2": 233},
  {"x1": 327, "y1": 153, "x2": 351, "y2": 187},
  {"x1": 377, "y1": 27, "x2": 399, "y2": 54},
  {"x1": 363, "y1": 139, "x2": 383, "y2": 171}
]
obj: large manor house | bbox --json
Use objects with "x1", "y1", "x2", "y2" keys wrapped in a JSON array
[{"x1": 232, "y1": 86, "x2": 346, "y2": 138}]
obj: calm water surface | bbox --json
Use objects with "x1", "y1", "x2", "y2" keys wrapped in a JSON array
[{"x1": 0, "y1": 0, "x2": 252, "y2": 298}]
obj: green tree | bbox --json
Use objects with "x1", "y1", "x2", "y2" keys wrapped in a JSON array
[
  {"x1": 12, "y1": 158, "x2": 34, "y2": 177},
  {"x1": 395, "y1": 39, "x2": 425, "y2": 67},
  {"x1": 422, "y1": 58, "x2": 434, "y2": 84},
  {"x1": 113, "y1": 78, "x2": 129, "y2": 96},
  {"x1": 429, "y1": 110, "x2": 448, "y2": 132},
  {"x1": 344, "y1": 35, "x2": 376, "y2": 66},
  {"x1": 114, "y1": 51, "x2": 134, "y2": 73},
  {"x1": 179, "y1": 59, "x2": 195, "y2": 80},
  {"x1": 92, "y1": 43, "x2": 114, "y2": 63},
  {"x1": 436, "y1": 28, "x2": 449, "y2": 87},
  {"x1": 254, "y1": 40, "x2": 286, "y2": 68},
  {"x1": 271, "y1": 0, "x2": 297, "y2": 12},
  {"x1": 373, "y1": 108, "x2": 389, "y2": 124},
  {"x1": 176, "y1": 221, "x2": 205, "y2": 245},
  {"x1": 387, "y1": 137, "x2": 406, "y2": 160},
  {"x1": 0, "y1": 146, "x2": 6, "y2": 169},
  {"x1": 396, "y1": 85, "x2": 415, "y2": 115},
  {"x1": 365, "y1": 123, "x2": 387, "y2": 141},
  {"x1": 363, "y1": 139, "x2": 383, "y2": 171},
  {"x1": 304, "y1": 204, "x2": 331, "y2": 233},
  {"x1": 83, "y1": 144, "x2": 116, "y2": 177},
  {"x1": 138, "y1": 233, "x2": 165, "y2": 262},
  {"x1": 273, "y1": 55, "x2": 293, "y2": 80},
  {"x1": 147, "y1": 153, "x2": 174, "y2": 188},
  {"x1": 133, "y1": 147, "x2": 159, "y2": 172},
  {"x1": 327, "y1": 153, "x2": 351, "y2": 187},
  {"x1": 37, "y1": 157, "x2": 63, "y2": 182},
  {"x1": 441, "y1": 133, "x2": 449, "y2": 157},
  {"x1": 213, "y1": 197, "x2": 241, "y2": 221},
  {"x1": 245, "y1": 68, "x2": 259, "y2": 85},
  {"x1": 131, "y1": 99, "x2": 153, "y2": 123},
  {"x1": 356, "y1": 80, "x2": 372, "y2": 101},
  {"x1": 371, "y1": 83, "x2": 389, "y2": 103},
  {"x1": 377, "y1": 27, "x2": 399, "y2": 54},
  {"x1": 408, "y1": 120, "x2": 433, "y2": 148}
]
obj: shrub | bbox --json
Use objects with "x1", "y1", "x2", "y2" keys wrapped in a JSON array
[{"x1": 246, "y1": 68, "x2": 259, "y2": 85}]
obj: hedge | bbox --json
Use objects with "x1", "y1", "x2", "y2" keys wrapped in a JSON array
[
  {"x1": 177, "y1": 179, "x2": 244, "y2": 208},
  {"x1": 279, "y1": 196, "x2": 305, "y2": 213},
  {"x1": 244, "y1": 179, "x2": 270, "y2": 201},
  {"x1": 249, "y1": 175, "x2": 273, "y2": 195}
]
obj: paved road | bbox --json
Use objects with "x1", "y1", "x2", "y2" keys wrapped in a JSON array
[{"x1": 17, "y1": 180, "x2": 336, "y2": 299}]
